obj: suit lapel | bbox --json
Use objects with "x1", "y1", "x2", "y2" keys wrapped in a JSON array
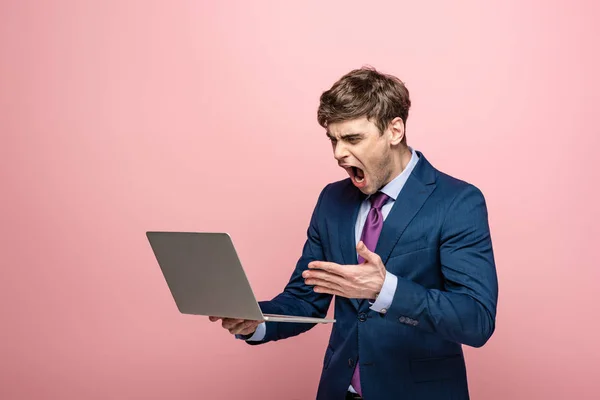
[
  {"x1": 375, "y1": 176, "x2": 435, "y2": 264},
  {"x1": 338, "y1": 185, "x2": 364, "y2": 266},
  {"x1": 375, "y1": 152, "x2": 437, "y2": 264},
  {"x1": 337, "y1": 184, "x2": 365, "y2": 309},
  {"x1": 358, "y1": 152, "x2": 437, "y2": 310}
]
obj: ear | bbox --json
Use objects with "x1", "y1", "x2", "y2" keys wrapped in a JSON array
[{"x1": 388, "y1": 117, "x2": 405, "y2": 146}]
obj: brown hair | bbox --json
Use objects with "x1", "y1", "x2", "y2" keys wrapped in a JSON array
[{"x1": 317, "y1": 66, "x2": 411, "y2": 135}]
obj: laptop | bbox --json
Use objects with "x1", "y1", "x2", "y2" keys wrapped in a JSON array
[{"x1": 146, "y1": 231, "x2": 335, "y2": 324}]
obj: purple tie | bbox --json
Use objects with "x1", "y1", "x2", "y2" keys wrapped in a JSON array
[{"x1": 351, "y1": 191, "x2": 390, "y2": 396}]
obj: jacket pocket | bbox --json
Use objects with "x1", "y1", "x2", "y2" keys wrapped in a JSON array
[
  {"x1": 410, "y1": 355, "x2": 466, "y2": 383},
  {"x1": 387, "y1": 237, "x2": 430, "y2": 259}
]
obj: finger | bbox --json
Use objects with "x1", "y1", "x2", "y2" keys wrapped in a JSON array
[
  {"x1": 229, "y1": 322, "x2": 247, "y2": 335},
  {"x1": 238, "y1": 326, "x2": 255, "y2": 336},
  {"x1": 209, "y1": 316, "x2": 222, "y2": 322},
  {"x1": 356, "y1": 241, "x2": 381, "y2": 264},
  {"x1": 228, "y1": 321, "x2": 245, "y2": 335},
  {"x1": 307, "y1": 261, "x2": 345, "y2": 277},
  {"x1": 239, "y1": 327, "x2": 256, "y2": 336},
  {"x1": 305, "y1": 269, "x2": 345, "y2": 283},
  {"x1": 305, "y1": 276, "x2": 345, "y2": 291},
  {"x1": 306, "y1": 279, "x2": 343, "y2": 292},
  {"x1": 313, "y1": 285, "x2": 345, "y2": 297},
  {"x1": 235, "y1": 321, "x2": 259, "y2": 336},
  {"x1": 222, "y1": 319, "x2": 243, "y2": 330},
  {"x1": 231, "y1": 320, "x2": 258, "y2": 335}
]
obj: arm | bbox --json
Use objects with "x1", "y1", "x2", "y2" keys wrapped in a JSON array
[
  {"x1": 245, "y1": 184, "x2": 334, "y2": 345},
  {"x1": 368, "y1": 272, "x2": 398, "y2": 313},
  {"x1": 387, "y1": 184, "x2": 498, "y2": 347}
]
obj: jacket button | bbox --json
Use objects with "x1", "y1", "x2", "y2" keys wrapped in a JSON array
[
  {"x1": 348, "y1": 358, "x2": 355, "y2": 368},
  {"x1": 358, "y1": 313, "x2": 367, "y2": 322}
]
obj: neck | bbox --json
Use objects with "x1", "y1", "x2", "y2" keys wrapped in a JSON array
[{"x1": 385, "y1": 146, "x2": 412, "y2": 184}]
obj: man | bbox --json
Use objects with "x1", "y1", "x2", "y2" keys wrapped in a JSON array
[{"x1": 210, "y1": 67, "x2": 498, "y2": 400}]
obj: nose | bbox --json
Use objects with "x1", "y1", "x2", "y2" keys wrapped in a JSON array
[{"x1": 333, "y1": 141, "x2": 349, "y2": 161}]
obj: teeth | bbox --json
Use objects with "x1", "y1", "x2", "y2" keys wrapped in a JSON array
[{"x1": 347, "y1": 166, "x2": 365, "y2": 184}]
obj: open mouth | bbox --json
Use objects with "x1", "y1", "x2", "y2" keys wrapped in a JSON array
[
  {"x1": 351, "y1": 166, "x2": 365, "y2": 183},
  {"x1": 344, "y1": 165, "x2": 366, "y2": 187}
]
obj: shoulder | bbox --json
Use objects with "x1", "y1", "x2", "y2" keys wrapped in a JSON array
[
  {"x1": 324, "y1": 177, "x2": 355, "y2": 195},
  {"x1": 435, "y1": 171, "x2": 483, "y2": 198},
  {"x1": 312, "y1": 177, "x2": 356, "y2": 200},
  {"x1": 310, "y1": 178, "x2": 361, "y2": 215},
  {"x1": 411, "y1": 151, "x2": 487, "y2": 204},
  {"x1": 421, "y1": 152, "x2": 486, "y2": 203},
  {"x1": 432, "y1": 171, "x2": 489, "y2": 230},
  {"x1": 420, "y1": 159, "x2": 489, "y2": 221}
]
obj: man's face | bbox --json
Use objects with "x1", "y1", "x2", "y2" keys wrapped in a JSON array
[{"x1": 327, "y1": 117, "x2": 399, "y2": 195}]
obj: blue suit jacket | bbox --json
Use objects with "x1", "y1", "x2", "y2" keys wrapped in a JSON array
[{"x1": 249, "y1": 152, "x2": 498, "y2": 400}]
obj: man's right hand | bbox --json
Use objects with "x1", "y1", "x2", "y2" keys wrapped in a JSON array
[{"x1": 208, "y1": 316, "x2": 261, "y2": 336}]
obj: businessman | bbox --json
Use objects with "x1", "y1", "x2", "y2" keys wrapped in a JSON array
[{"x1": 210, "y1": 67, "x2": 498, "y2": 400}]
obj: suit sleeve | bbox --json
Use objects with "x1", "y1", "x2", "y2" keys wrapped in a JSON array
[
  {"x1": 246, "y1": 184, "x2": 334, "y2": 345},
  {"x1": 387, "y1": 184, "x2": 499, "y2": 348}
]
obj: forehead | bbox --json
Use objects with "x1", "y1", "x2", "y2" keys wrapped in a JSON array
[{"x1": 326, "y1": 117, "x2": 378, "y2": 138}]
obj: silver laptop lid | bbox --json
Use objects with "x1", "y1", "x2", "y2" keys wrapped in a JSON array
[{"x1": 146, "y1": 232, "x2": 265, "y2": 321}]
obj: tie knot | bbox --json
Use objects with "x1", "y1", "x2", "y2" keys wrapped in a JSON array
[{"x1": 369, "y1": 191, "x2": 390, "y2": 209}]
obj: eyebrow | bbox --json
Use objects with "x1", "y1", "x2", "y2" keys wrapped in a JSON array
[{"x1": 326, "y1": 132, "x2": 364, "y2": 140}]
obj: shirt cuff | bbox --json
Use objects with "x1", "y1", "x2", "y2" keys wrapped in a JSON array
[
  {"x1": 235, "y1": 322, "x2": 266, "y2": 341},
  {"x1": 369, "y1": 272, "x2": 398, "y2": 313}
]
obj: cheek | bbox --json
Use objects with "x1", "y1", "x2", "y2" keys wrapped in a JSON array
[
  {"x1": 357, "y1": 145, "x2": 375, "y2": 167},
  {"x1": 366, "y1": 155, "x2": 389, "y2": 182}
]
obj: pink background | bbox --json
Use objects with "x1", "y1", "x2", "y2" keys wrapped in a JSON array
[{"x1": 1, "y1": 1, "x2": 599, "y2": 399}]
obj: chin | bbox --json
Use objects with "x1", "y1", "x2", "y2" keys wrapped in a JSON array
[{"x1": 361, "y1": 186, "x2": 377, "y2": 195}]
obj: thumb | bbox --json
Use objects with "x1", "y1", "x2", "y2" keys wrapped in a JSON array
[{"x1": 356, "y1": 241, "x2": 379, "y2": 264}]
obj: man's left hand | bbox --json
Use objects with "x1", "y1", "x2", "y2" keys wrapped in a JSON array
[{"x1": 302, "y1": 241, "x2": 386, "y2": 299}]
